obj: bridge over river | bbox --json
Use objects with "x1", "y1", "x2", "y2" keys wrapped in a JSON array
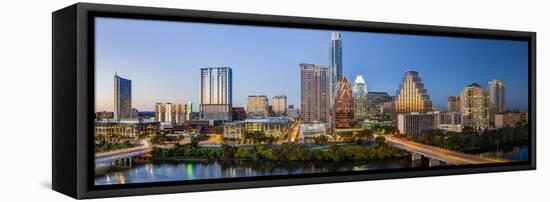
[{"x1": 383, "y1": 135, "x2": 509, "y2": 166}]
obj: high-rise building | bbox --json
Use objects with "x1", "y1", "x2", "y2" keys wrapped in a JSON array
[
  {"x1": 395, "y1": 71, "x2": 432, "y2": 113},
  {"x1": 460, "y1": 83, "x2": 490, "y2": 130},
  {"x1": 447, "y1": 96, "x2": 461, "y2": 112},
  {"x1": 246, "y1": 95, "x2": 269, "y2": 117},
  {"x1": 155, "y1": 102, "x2": 174, "y2": 123},
  {"x1": 272, "y1": 95, "x2": 287, "y2": 116},
  {"x1": 352, "y1": 75, "x2": 368, "y2": 120},
  {"x1": 199, "y1": 67, "x2": 232, "y2": 121},
  {"x1": 114, "y1": 74, "x2": 132, "y2": 121},
  {"x1": 329, "y1": 32, "x2": 343, "y2": 111},
  {"x1": 300, "y1": 63, "x2": 330, "y2": 124},
  {"x1": 393, "y1": 71, "x2": 432, "y2": 128},
  {"x1": 186, "y1": 101, "x2": 193, "y2": 121},
  {"x1": 174, "y1": 104, "x2": 186, "y2": 124},
  {"x1": 489, "y1": 79, "x2": 505, "y2": 126},
  {"x1": 334, "y1": 77, "x2": 354, "y2": 129}
]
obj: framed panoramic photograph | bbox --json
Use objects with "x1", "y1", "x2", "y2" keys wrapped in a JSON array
[{"x1": 52, "y1": 3, "x2": 536, "y2": 199}]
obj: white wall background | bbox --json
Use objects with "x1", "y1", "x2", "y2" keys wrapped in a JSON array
[{"x1": 0, "y1": 0, "x2": 547, "y2": 201}]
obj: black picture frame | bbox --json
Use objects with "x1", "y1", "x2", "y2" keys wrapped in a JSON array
[{"x1": 52, "y1": 2, "x2": 536, "y2": 199}]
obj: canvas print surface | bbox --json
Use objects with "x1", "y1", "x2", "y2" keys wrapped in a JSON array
[{"x1": 93, "y1": 17, "x2": 529, "y2": 185}]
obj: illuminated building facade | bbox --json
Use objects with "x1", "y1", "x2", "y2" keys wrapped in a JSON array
[
  {"x1": 300, "y1": 63, "x2": 330, "y2": 124},
  {"x1": 460, "y1": 83, "x2": 490, "y2": 130},
  {"x1": 223, "y1": 117, "x2": 290, "y2": 139},
  {"x1": 352, "y1": 75, "x2": 368, "y2": 120},
  {"x1": 95, "y1": 119, "x2": 160, "y2": 138},
  {"x1": 395, "y1": 71, "x2": 432, "y2": 113},
  {"x1": 334, "y1": 77, "x2": 354, "y2": 129}
]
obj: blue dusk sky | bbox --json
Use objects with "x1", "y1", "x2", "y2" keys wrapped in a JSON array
[{"x1": 95, "y1": 17, "x2": 528, "y2": 112}]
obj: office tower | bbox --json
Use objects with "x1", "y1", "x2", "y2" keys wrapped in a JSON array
[
  {"x1": 397, "y1": 112, "x2": 440, "y2": 135},
  {"x1": 447, "y1": 96, "x2": 461, "y2": 112},
  {"x1": 186, "y1": 101, "x2": 193, "y2": 120},
  {"x1": 352, "y1": 75, "x2": 368, "y2": 120},
  {"x1": 155, "y1": 102, "x2": 174, "y2": 123},
  {"x1": 393, "y1": 71, "x2": 432, "y2": 128},
  {"x1": 329, "y1": 32, "x2": 343, "y2": 110},
  {"x1": 246, "y1": 95, "x2": 269, "y2": 117},
  {"x1": 334, "y1": 77, "x2": 354, "y2": 129},
  {"x1": 199, "y1": 67, "x2": 232, "y2": 121},
  {"x1": 272, "y1": 95, "x2": 287, "y2": 116},
  {"x1": 114, "y1": 74, "x2": 132, "y2": 121},
  {"x1": 174, "y1": 104, "x2": 186, "y2": 124},
  {"x1": 395, "y1": 71, "x2": 432, "y2": 113},
  {"x1": 460, "y1": 83, "x2": 490, "y2": 130},
  {"x1": 489, "y1": 80, "x2": 505, "y2": 126},
  {"x1": 300, "y1": 63, "x2": 330, "y2": 124}
]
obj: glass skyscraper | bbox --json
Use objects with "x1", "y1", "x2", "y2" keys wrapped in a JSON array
[
  {"x1": 489, "y1": 79, "x2": 505, "y2": 113},
  {"x1": 199, "y1": 67, "x2": 233, "y2": 121},
  {"x1": 114, "y1": 74, "x2": 132, "y2": 121},
  {"x1": 329, "y1": 32, "x2": 343, "y2": 110}
]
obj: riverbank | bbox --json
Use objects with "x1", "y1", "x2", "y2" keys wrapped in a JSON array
[{"x1": 150, "y1": 138, "x2": 405, "y2": 162}]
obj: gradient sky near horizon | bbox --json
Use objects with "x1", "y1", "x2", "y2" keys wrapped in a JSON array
[{"x1": 95, "y1": 17, "x2": 529, "y2": 112}]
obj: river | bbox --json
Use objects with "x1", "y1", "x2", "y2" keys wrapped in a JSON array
[{"x1": 95, "y1": 146, "x2": 528, "y2": 185}]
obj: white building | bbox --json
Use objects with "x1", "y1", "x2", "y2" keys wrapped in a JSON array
[{"x1": 299, "y1": 123, "x2": 327, "y2": 139}]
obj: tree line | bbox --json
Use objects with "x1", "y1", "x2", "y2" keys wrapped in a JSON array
[{"x1": 151, "y1": 136, "x2": 402, "y2": 162}]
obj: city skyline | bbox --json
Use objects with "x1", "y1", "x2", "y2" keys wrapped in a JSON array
[{"x1": 95, "y1": 17, "x2": 528, "y2": 112}]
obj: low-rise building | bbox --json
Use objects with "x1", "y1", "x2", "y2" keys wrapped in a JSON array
[
  {"x1": 299, "y1": 123, "x2": 327, "y2": 138},
  {"x1": 95, "y1": 119, "x2": 160, "y2": 138},
  {"x1": 223, "y1": 117, "x2": 291, "y2": 139}
]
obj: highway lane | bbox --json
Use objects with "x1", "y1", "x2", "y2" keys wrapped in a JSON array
[{"x1": 384, "y1": 135, "x2": 508, "y2": 165}]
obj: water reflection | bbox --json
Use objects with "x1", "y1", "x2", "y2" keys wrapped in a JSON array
[
  {"x1": 95, "y1": 146, "x2": 529, "y2": 186},
  {"x1": 95, "y1": 158, "x2": 415, "y2": 185}
]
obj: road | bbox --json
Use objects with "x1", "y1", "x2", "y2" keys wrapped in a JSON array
[{"x1": 383, "y1": 135, "x2": 508, "y2": 165}]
